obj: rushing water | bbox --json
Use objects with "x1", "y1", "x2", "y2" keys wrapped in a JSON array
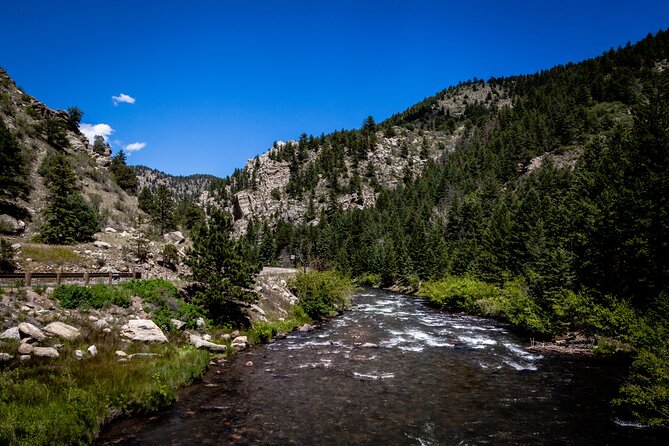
[{"x1": 98, "y1": 288, "x2": 666, "y2": 445}]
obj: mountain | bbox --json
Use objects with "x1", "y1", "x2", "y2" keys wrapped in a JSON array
[
  {"x1": 0, "y1": 67, "x2": 140, "y2": 238},
  {"x1": 134, "y1": 165, "x2": 220, "y2": 202}
]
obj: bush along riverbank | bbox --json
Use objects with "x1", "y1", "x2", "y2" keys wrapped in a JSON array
[
  {"x1": 245, "y1": 270, "x2": 355, "y2": 345},
  {"x1": 418, "y1": 276, "x2": 669, "y2": 427}
]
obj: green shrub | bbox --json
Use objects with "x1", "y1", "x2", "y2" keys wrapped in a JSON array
[
  {"x1": 0, "y1": 238, "x2": 16, "y2": 273},
  {"x1": 420, "y1": 276, "x2": 551, "y2": 336},
  {"x1": 289, "y1": 270, "x2": 354, "y2": 320},
  {"x1": 357, "y1": 273, "x2": 382, "y2": 287}
]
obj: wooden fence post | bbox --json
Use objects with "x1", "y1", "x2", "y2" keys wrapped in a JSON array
[
  {"x1": 84, "y1": 272, "x2": 89, "y2": 285},
  {"x1": 56, "y1": 271, "x2": 62, "y2": 286},
  {"x1": 108, "y1": 271, "x2": 112, "y2": 284},
  {"x1": 25, "y1": 272, "x2": 31, "y2": 286}
]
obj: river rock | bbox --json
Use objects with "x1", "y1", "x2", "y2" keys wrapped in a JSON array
[
  {"x1": 17, "y1": 343, "x2": 33, "y2": 355},
  {"x1": 189, "y1": 333, "x2": 227, "y2": 352},
  {"x1": 44, "y1": 322, "x2": 81, "y2": 340},
  {"x1": 245, "y1": 361, "x2": 253, "y2": 367},
  {"x1": 120, "y1": 319, "x2": 168, "y2": 343},
  {"x1": 0, "y1": 327, "x2": 20, "y2": 340},
  {"x1": 75, "y1": 350, "x2": 84, "y2": 360},
  {"x1": 163, "y1": 231, "x2": 185, "y2": 245},
  {"x1": 0, "y1": 352, "x2": 12, "y2": 362},
  {"x1": 298, "y1": 324, "x2": 314, "y2": 332},
  {"x1": 18, "y1": 323, "x2": 46, "y2": 341},
  {"x1": 32, "y1": 347, "x2": 59, "y2": 358},
  {"x1": 231, "y1": 336, "x2": 248, "y2": 351},
  {"x1": 87, "y1": 345, "x2": 98, "y2": 356},
  {"x1": 361, "y1": 343, "x2": 378, "y2": 348}
]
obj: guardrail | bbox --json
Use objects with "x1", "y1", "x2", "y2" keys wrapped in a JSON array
[{"x1": 0, "y1": 271, "x2": 141, "y2": 286}]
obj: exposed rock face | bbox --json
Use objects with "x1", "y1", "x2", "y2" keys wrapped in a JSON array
[
  {"x1": 18, "y1": 322, "x2": 46, "y2": 341},
  {"x1": 120, "y1": 319, "x2": 168, "y2": 343},
  {"x1": 44, "y1": 322, "x2": 80, "y2": 340},
  {"x1": 163, "y1": 231, "x2": 185, "y2": 245}
]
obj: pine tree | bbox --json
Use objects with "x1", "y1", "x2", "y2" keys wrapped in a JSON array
[
  {"x1": 0, "y1": 120, "x2": 30, "y2": 200},
  {"x1": 185, "y1": 208, "x2": 261, "y2": 325},
  {"x1": 110, "y1": 150, "x2": 138, "y2": 194},
  {"x1": 152, "y1": 184, "x2": 176, "y2": 234}
]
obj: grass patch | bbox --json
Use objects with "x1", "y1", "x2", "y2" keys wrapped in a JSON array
[
  {"x1": 289, "y1": 270, "x2": 355, "y2": 321},
  {"x1": 19, "y1": 245, "x2": 82, "y2": 266},
  {"x1": 0, "y1": 339, "x2": 209, "y2": 445}
]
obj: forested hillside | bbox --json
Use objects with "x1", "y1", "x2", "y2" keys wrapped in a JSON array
[{"x1": 230, "y1": 30, "x2": 669, "y2": 425}]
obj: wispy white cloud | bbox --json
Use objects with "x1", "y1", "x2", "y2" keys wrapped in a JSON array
[
  {"x1": 124, "y1": 142, "x2": 146, "y2": 153},
  {"x1": 79, "y1": 123, "x2": 114, "y2": 144},
  {"x1": 112, "y1": 93, "x2": 136, "y2": 106}
]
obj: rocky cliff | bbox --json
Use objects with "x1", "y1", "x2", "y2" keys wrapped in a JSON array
[{"x1": 225, "y1": 82, "x2": 512, "y2": 235}]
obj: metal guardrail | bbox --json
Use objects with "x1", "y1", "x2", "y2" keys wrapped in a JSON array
[{"x1": 0, "y1": 271, "x2": 141, "y2": 286}]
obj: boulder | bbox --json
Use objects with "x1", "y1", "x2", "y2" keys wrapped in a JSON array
[
  {"x1": 196, "y1": 317, "x2": 206, "y2": 328},
  {"x1": 20, "y1": 355, "x2": 30, "y2": 362},
  {"x1": 75, "y1": 350, "x2": 84, "y2": 360},
  {"x1": 0, "y1": 214, "x2": 25, "y2": 234},
  {"x1": 231, "y1": 336, "x2": 249, "y2": 351},
  {"x1": 44, "y1": 322, "x2": 81, "y2": 340},
  {"x1": 115, "y1": 350, "x2": 127, "y2": 357},
  {"x1": 188, "y1": 333, "x2": 227, "y2": 352},
  {"x1": 32, "y1": 347, "x2": 59, "y2": 358},
  {"x1": 298, "y1": 324, "x2": 314, "y2": 332},
  {"x1": 17, "y1": 343, "x2": 33, "y2": 355},
  {"x1": 0, "y1": 327, "x2": 20, "y2": 340},
  {"x1": 120, "y1": 319, "x2": 168, "y2": 343},
  {"x1": 18, "y1": 323, "x2": 46, "y2": 341},
  {"x1": 11, "y1": 243, "x2": 21, "y2": 250},
  {"x1": 94, "y1": 241, "x2": 112, "y2": 249},
  {"x1": 87, "y1": 345, "x2": 97, "y2": 356},
  {"x1": 163, "y1": 231, "x2": 185, "y2": 245},
  {"x1": 104, "y1": 227, "x2": 117, "y2": 233},
  {"x1": 0, "y1": 352, "x2": 12, "y2": 362}
]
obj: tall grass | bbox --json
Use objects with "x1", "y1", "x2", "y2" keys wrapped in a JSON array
[{"x1": 0, "y1": 338, "x2": 209, "y2": 445}]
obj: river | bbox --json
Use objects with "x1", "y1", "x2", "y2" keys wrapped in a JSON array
[{"x1": 98, "y1": 288, "x2": 666, "y2": 445}]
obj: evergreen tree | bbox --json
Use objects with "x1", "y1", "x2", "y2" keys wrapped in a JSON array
[
  {"x1": 38, "y1": 153, "x2": 99, "y2": 244},
  {"x1": 110, "y1": 150, "x2": 138, "y2": 194},
  {"x1": 0, "y1": 120, "x2": 30, "y2": 200},
  {"x1": 152, "y1": 184, "x2": 176, "y2": 234},
  {"x1": 185, "y1": 208, "x2": 261, "y2": 325}
]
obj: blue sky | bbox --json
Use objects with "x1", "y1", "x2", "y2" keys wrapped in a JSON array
[{"x1": 1, "y1": 1, "x2": 668, "y2": 177}]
